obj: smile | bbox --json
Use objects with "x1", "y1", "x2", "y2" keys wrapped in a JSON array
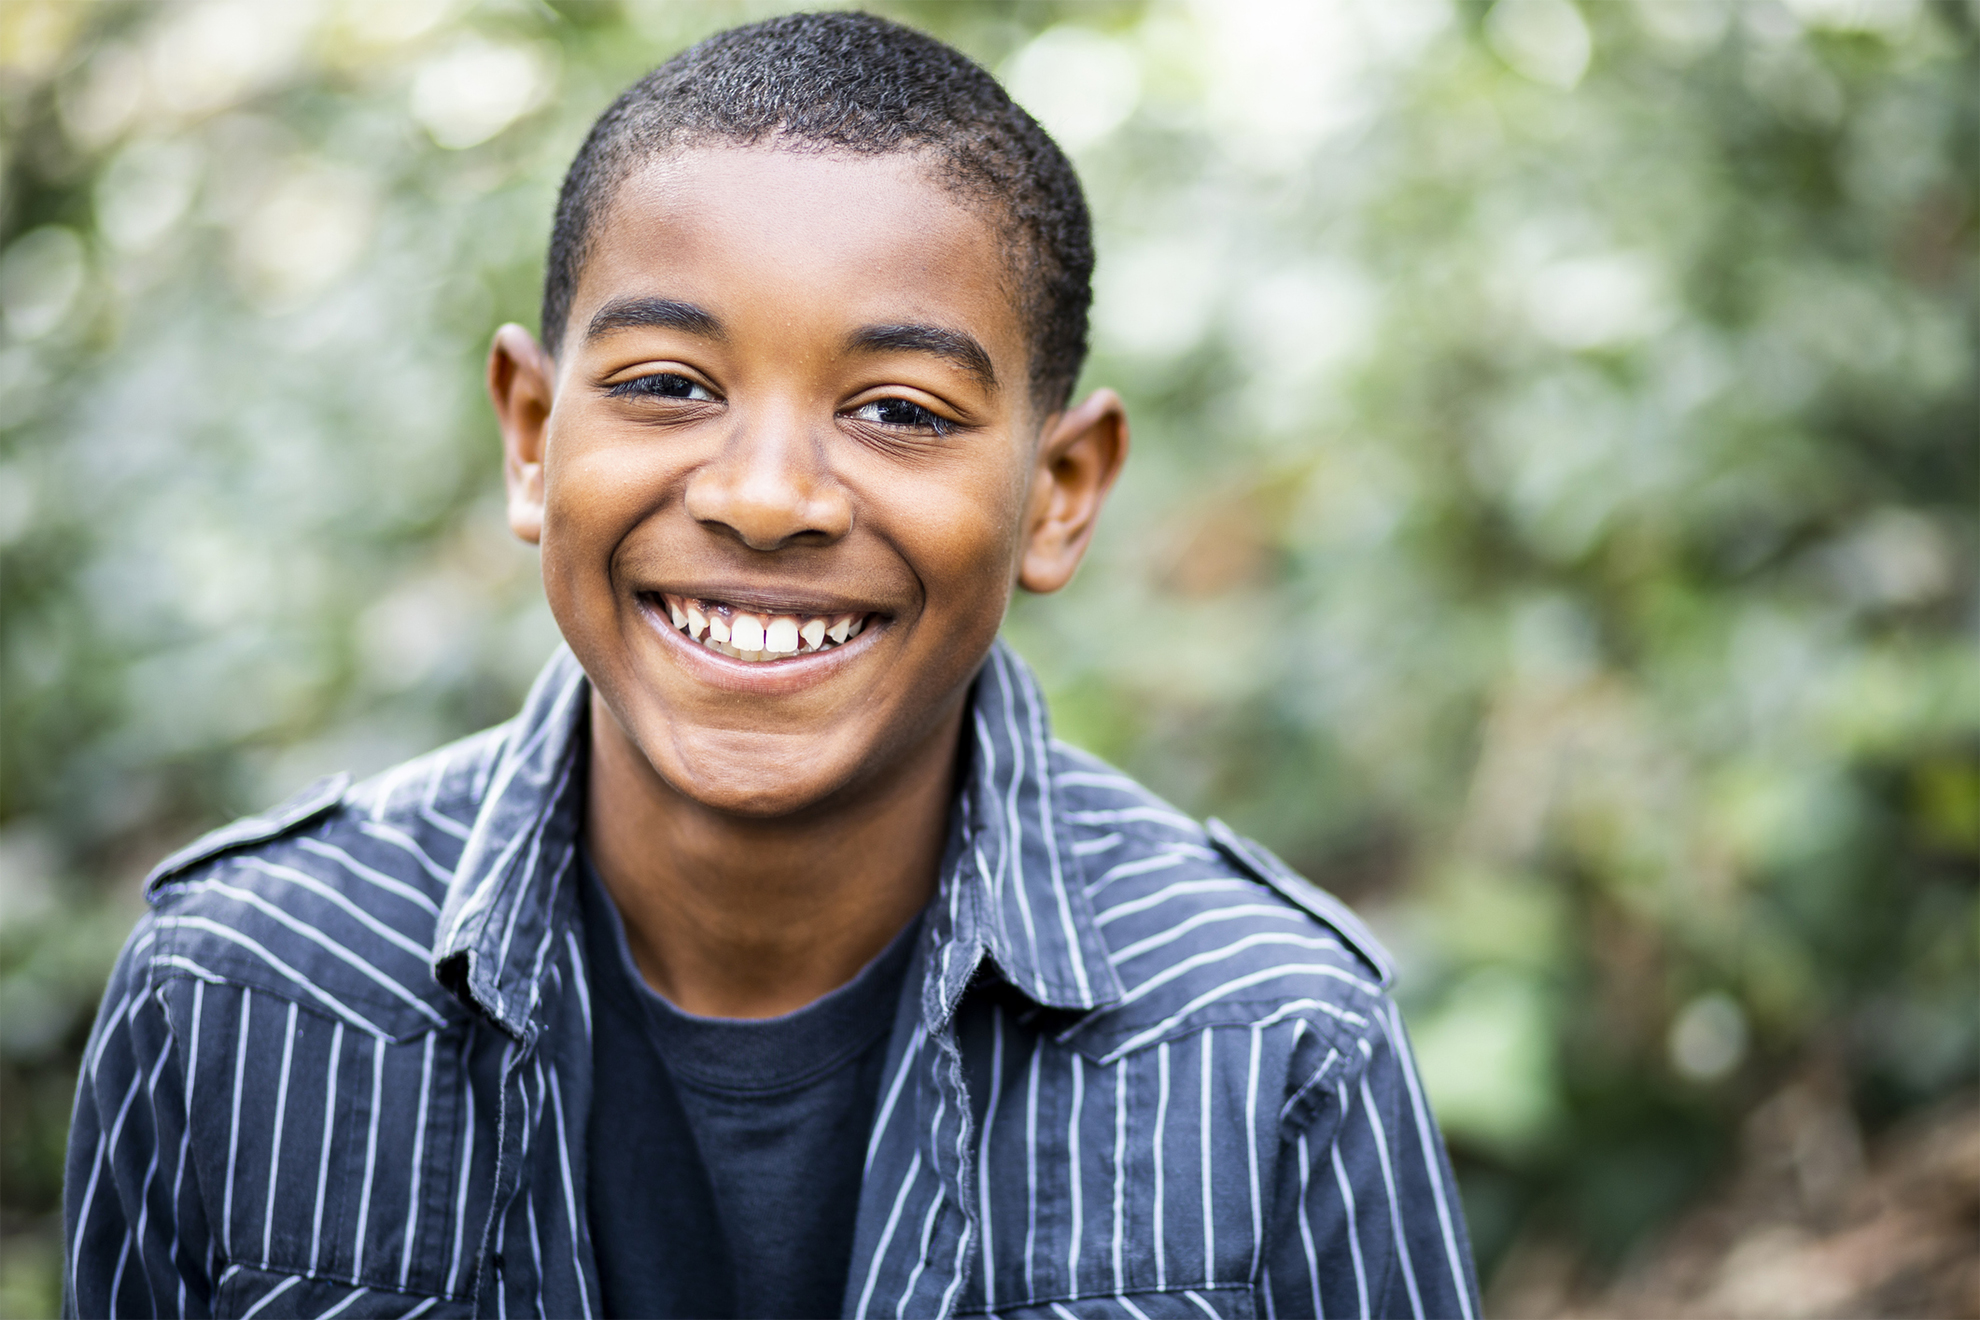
[{"x1": 653, "y1": 593, "x2": 873, "y2": 663}]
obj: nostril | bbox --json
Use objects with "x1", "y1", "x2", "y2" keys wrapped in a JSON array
[
  {"x1": 682, "y1": 442, "x2": 854, "y2": 549},
  {"x1": 693, "y1": 498, "x2": 852, "y2": 552}
]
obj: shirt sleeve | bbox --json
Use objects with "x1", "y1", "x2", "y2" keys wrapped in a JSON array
[
  {"x1": 64, "y1": 920, "x2": 215, "y2": 1319},
  {"x1": 1263, "y1": 1000, "x2": 1481, "y2": 1320}
]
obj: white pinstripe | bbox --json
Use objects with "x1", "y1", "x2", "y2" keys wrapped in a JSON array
[
  {"x1": 293, "y1": 840, "x2": 442, "y2": 916},
  {"x1": 1380, "y1": 1001, "x2": 1475, "y2": 1320},
  {"x1": 70, "y1": 1073, "x2": 140, "y2": 1308},
  {"x1": 1101, "y1": 966, "x2": 1371, "y2": 1062},
  {"x1": 524, "y1": 1187, "x2": 545, "y2": 1320},
  {"x1": 440, "y1": 669, "x2": 585, "y2": 951},
  {"x1": 1295, "y1": 1134, "x2": 1323, "y2": 1317},
  {"x1": 977, "y1": 1005, "x2": 1005, "y2": 1311},
  {"x1": 1023, "y1": 1036, "x2": 1043, "y2": 1293},
  {"x1": 263, "y1": 1001, "x2": 300, "y2": 1263},
  {"x1": 1109, "y1": 905, "x2": 1315, "y2": 966},
  {"x1": 1200, "y1": 1031, "x2": 1215, "y2": 1282},
  {"x1": 1153, "y1": 1040, "x2": 1170, "y2": 1291},
  {"x1": 1359, "y1": 1077, "x2": 1424, "y2": 1320},
  {"x1": 154, "y1": 935, "x2": 393, "y2": 1038},
  {"x1": 446, "y1": 1036, "x2": 476, "y2": 1297},
  {"x1": 1093, "y1": 879, "x2": 1261, "y2": 928},
  {"x1": 1067, "y1": 1050, "x2": 1085, "y2": 1288},
  {"x1": 172, "y1": 980, "x2": 205, "y2": 1317},
  {"x1": 316, "y1": 1285, "x2": 371, "y2": 1317},
  {"x1": 1018, "y1": 651, "x2": 1093, "y2": 1008},
  {"x1": 893, "y1": 1089, "x2": 948, "y2": 1317},
  {"x1": 1330, "y1": 1134, "x2": 1370, "y2": 1320},
  {"x1": 131, "y1": 1025, "x2": 177, "y2": 1310},
  {"x1": 239, "y1": 1273, "x2": 301, "y2": 1317},
  {"x1": 1086, "y1": 847, "x2": 1204, "y2": 898},
  {"x1": 1109, "y1": 936, "x2": 1370, "y2": 1011},
  {"x1": 398, "y1": 1034, "x2": 436, "y2": 1290},
  {"x1": 992, "y1": 674, "x2": 1049, "y2": 1001},
  {"x1": 867, "y1": 1024, "x2": 924, "y2": 1174},
  {"x1": 309, "y1": 1022, "x2": 342, "y2": 1277},
  {"x1": 223, "y1": 989, "x2": 253, "y2": 1256},
  {"x1": 356, "y1": 820, "x2": 456, "y2": 888},
  {"x1": 1067, "y1": 806, "x2": 1201, "y2": 830},
  {"x1": 1111, "y1": 1055, "x2": 1129, "y2": 1294},
  {"x1": 855, "y1": 1151, "x2": 923, "y2": 1318},
  {"x1": 1053, "y1": 770, "x2": 1144, "y2": 792},
  {"x1": 1070, "y1": 831, "x2": 1123, "y2": 856},
  {"x1": 350, "y1": 1035, "x2": 386, "y2": 1279},
  {"x1": 562, "y1": 930, "x2": 591, "y2": 1040},
  {"x1": 1245, "y1": 1025, "x2": 1264, "y2": 1280},
  {"x1": 107, "y1": 1231, "x2": 136, "y2": 1320},
  {"x1": 543, "y1": 1068, "x2": 592, "y2": 1319}
]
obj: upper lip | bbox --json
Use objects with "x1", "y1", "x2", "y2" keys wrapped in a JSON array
[{"x1": 639, "y1": 584, "x2": 888, "y2": 618}]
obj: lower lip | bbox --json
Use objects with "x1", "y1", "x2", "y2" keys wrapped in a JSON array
[{"x1": 638, "y1": 596, "x2": 887, "y2": 694}]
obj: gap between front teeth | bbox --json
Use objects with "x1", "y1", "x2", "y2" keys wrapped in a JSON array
[{"x1": 660, "y1": 594, "x2": 866, "y2": 663}]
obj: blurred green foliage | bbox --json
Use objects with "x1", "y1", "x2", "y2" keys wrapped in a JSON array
[{"x1": 1, "y1": 0, "x2": 1974, "y2": 1314}]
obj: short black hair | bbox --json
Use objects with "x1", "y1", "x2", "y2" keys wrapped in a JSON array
[{"x1": 541, "y1": 11, "x2": 1093, "y2": 413}]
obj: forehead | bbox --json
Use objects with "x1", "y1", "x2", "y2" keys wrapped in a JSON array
[{"x1": 573, "y1": 146, "x2": 1024, "y2": 365}]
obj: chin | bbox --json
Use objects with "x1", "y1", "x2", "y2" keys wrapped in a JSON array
[{"x1": 648, "y1": 736, "x2": 865, "y2": 822}]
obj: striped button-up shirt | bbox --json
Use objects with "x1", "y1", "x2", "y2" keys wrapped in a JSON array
[{"x1": 66, "y1": 642, "x2": 1480, "y2": 1319}]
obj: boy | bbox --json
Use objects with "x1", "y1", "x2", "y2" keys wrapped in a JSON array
[{"x1": 66, "y1": 13, "x2": 1479, "y2": 1319}]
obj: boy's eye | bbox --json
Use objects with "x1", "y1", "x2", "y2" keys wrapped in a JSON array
[
  {"x1": 608, "y1": 372, "x2": 715, "y2": 401},
  {"x1": 848, "y1": 397, "x2": 951, "y2": 434}
]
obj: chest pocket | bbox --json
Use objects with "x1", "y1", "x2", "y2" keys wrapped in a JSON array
[
  {"x1": 167, "y1": 979, "x2": 472, "y2": 1304},
  {"x1": 213, "y1": 1262, "x2": 472, "y2": 1318},
  {"x1": 966, "y1": 1285, "x2": 1256, "y2": 1319}
]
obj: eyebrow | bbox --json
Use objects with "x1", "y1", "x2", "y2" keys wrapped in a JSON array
[
  {"x1": 584, "y1": 297, "x2": 724, "y2": 343},
  {"x1": 846, "y1": 323, "x2": 998, "y2": 390}
]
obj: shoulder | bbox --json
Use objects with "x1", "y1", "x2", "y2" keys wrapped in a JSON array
[
  {"x1": 1051, "y1": 740, "x2": 1397, "y2": 1066},
  {"x1": 131, "y1": 726, "x2": 509, "y2": 1040}
]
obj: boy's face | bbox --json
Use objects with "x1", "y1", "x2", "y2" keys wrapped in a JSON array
[{"x1": 490, "y1": 146, "x2": 1124, "y2": 819}]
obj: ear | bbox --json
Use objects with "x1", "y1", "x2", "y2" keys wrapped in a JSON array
[
  {"x1": 1018, "y1": 388, "x2": 1130, "y2": 594},
  {"x1": 488, "y1": 323, "x2": 556, "y2": 545}
]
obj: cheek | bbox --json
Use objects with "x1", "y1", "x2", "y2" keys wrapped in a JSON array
[
  {"x1": 885, "y1": 459, "x2": 1030, "y2": 595},
  {"x1": 538, "y1": 433, "x2": 669, "y2": 603}
]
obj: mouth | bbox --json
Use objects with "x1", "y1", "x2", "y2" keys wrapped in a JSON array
[{"x1": 648, "y1": 592, "x2": 876, "y2": 664}]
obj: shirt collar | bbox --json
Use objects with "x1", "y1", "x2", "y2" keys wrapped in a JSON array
[
  {"x1": 923, "y1": 643, "x2": 1124, "y2": 1022},
  {"x1": 431, "y1": 641, "x2": 1123, "y2": 1038}
]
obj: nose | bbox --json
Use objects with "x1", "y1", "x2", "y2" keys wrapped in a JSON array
[{"x1": 683, "y1": 410, "x2": 853, "y2": 551}]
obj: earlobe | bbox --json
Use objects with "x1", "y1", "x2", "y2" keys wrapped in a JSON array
[
  {"x1": 1018, "y1": 388, "x2": 1130, "y2": 595},
  {"x1": 488, "y1": 323, "x2": 555, "y2": 546}
]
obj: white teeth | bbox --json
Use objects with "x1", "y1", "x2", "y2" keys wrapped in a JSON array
[
  {"x1": 666, "y1": 596, "x2": 868, "y2": 661},
  {"x1": 765, "y1": 616, "x2": 800, "y2": 653}
]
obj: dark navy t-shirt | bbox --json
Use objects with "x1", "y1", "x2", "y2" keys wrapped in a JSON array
[{"x1": 579, "y1": 856, "x2": 921, "y2": 1320}]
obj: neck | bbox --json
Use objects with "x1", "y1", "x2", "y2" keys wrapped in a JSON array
[{"x1": 582, "y1": 688, "x2": 959, "y2": 1018}]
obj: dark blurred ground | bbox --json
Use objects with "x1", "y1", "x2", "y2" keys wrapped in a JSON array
[
  {"x1": 2, "y1": 2, "x2": 1975, "y2": 1316},
  {"x1": 1493, "y1": 1089, "x2": 1980, "y2": 1318}
]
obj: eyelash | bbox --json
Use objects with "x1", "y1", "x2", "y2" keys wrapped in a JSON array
[
  {"x1": 606, "y1": 372, "x2": 712, "y2": 402},
  {"x1": 605, "y1": 374, "x2": 956, "y2": 438},
  {"x1": 848, "y1": 397, "x2": 955, "y2": 438}
]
